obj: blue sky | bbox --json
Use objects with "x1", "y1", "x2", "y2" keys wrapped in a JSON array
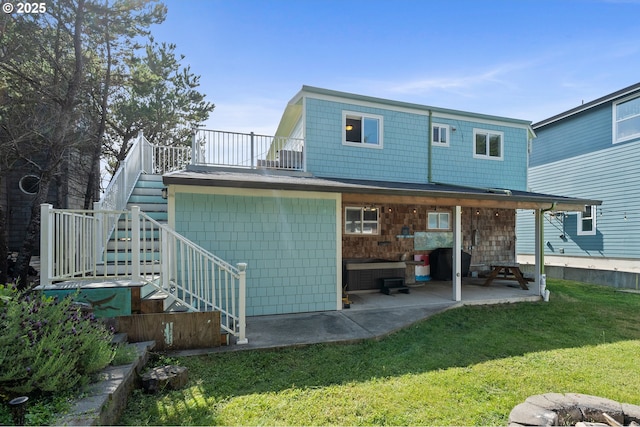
[{"x1": 150, "y1": 0, "x2": 640, "y2": 135}]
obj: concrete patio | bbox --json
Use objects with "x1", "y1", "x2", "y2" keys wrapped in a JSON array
[{"x1": 171, "y1": 278, "x2": 541, "y2": 356}]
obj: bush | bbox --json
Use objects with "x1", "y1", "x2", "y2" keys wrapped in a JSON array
[{"x1": 0, "y1": 285, "x2": 115, "y2": 395}]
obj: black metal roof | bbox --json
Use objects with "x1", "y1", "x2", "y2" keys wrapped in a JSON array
[
  {"x1": 163, "y1": 168, "x2": 600, "y2": 211},
  {"x1": 533, "y1": 82, "x2": 640, "y2": 129}
]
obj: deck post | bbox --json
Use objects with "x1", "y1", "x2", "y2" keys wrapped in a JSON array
[
  {"x1": 535, "y1": 208, "x2": 543, "y2": 296},
  {"x1": 40, "y1": 204, "x2": 53, "y2": 288},
  {"x1": 250, "y1": 132, "x2": 255, "y2": 169},
  {"x1": 131, "y1": 206, "x2": 141, "y2": 284},
  {"x1": 160, "y1": 227, "x2": 170, "y2": 291},
  {"x1": 236, "y1": 262, "x2": 248, "y2": 344}
]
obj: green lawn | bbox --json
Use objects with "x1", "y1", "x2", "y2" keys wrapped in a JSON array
[{"x1": 118, "y1": 279, "x2": 640, "y2": 426}]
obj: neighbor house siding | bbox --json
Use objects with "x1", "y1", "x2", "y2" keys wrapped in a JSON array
[
  {"x1": 517, "y1": 138, "x2": 640, "y2": 259},
  {"x1": 172, "y1": 187, "x2": 340, "y2": 316},
  {"x1": 529, "y1": 104, "x2": 612, "y2": 167}
]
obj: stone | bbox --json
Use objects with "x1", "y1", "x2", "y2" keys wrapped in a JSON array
[
  {"x1": 566, "y1": 393, "x2": 624, "y2": 424},
  {"x1": 509, "y1": 401, "x2": 558, "y2": 426},
  {"x1": 622, "y1": 402, "x2": 640, "y2": 425},
  {"x1": 141, "y1": 365, "x2": 189, "y2": 394}
]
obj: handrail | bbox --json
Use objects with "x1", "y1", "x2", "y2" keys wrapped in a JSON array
[
  {"x1": 39, "y1": 204, "x2": 248, "y2": 343},
  {"x1": 193, "y1": 129, "x2": 305, "y2": 171}
]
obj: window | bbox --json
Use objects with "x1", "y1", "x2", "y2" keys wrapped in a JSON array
[
  {"x1": 473, "y1": 129, "x2": 503, "y2": 160},
  {"x1": 577, "y1": 205, "x2": 597, "y2": 236},
  {"x1": 427, "y1": 211, "x2": 450, "y2": 230},
  {"x1": 432, "y1": 123, "x2": 450, "y2": 147},
  {"x1": 614, "y1": 95, "x2": 640, "y2": 144},
  {"x1": 343, "y1": 111, "x2": 383, "y2": 148},
  {"x1": 345, "y1": 207, "x2": 379, "y2": 234}
]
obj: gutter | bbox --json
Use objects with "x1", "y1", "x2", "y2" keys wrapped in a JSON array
[{"x1": 432, "y1": 181, "x2": 513, "y2": 196}]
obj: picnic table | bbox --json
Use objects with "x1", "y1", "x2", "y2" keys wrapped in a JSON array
[{"x1": 483, "y1": 263, "x2": 530, "y2": 290}]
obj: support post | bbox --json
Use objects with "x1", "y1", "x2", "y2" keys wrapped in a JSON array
[
  {"x1": 40, "y1": 204, "x2": 53, "y2": 288},
  {"x1": 131, "y1": 206, "x2": 141, "y2": 284},
  {"x1": 452, "y1": 205, "x2": 462, "y2": 301},
  {"x1": 236, "y1": 262, "x2": 248, "y2": 344},
  {"x1": 535, "y1": 208, "x2": 543, "y2": 296}
]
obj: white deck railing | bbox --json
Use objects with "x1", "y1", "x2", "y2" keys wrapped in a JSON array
[
  {"x1": 39, "y1": 204, "x2": 247, "y2": 343},
  {"x1": 193, "y1": 129, "x2": 305, "y2": 171}
]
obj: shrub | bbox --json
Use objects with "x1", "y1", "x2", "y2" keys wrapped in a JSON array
[{"x1": 0, "y1": 285, "x2": 115, "y2": 395}]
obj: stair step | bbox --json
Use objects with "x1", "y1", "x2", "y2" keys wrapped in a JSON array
[
  {"x1": 131, "y1": 187, "x2": 164, "y2": 197},
  {"x1": 107, "y1": 240, "x2": 161, "y2": 251},
  {"x1": 166, "y1": 300, "x2": 190, "y2": 313},
  {"x1": 135, "y1": 177, "x2": 164, "y2": 188},
  {"x1": 128, "y1": 195, "x2": 167, "y2": 205},
  {"x1": 111, "y1": 332, "x2": 129, "y2": 345},
  {"x1": 95, "y1": 264, "x2": 162, "y2": 276}
]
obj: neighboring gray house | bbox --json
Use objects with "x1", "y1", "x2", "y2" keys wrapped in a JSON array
[{"x1": 516, "y1": 82, "x2": 640, "y2": 287}]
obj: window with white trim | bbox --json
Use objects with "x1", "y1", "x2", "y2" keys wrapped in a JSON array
[
  {"x1": 343, "y1": 111, "x2": 383, "y2": 148},
  {"x1": 432, "y1": 123, "x2": 450, "y2": 147},
  {"x1": 613, "y1": 95, "x2": 640, "y2": 143},
  {"x1": 577, "y1": 205, "x2": 597, "y2": 236},
  {"x1": 473, "y1": 129, "x2": 503, "y2": 160},
  {"x1": 345, "y1": 207, "x2": 379, "y2": 235},
  {"x1": 427, "y1": 211, "x2": 451, "y2": 230}
]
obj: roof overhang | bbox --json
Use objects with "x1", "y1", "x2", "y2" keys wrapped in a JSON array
[{"x1": 163, "y1": 169, "x2": 600, "y2": 212}]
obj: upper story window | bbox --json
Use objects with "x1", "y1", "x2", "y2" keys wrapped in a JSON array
[
  {"x1": 343, "y1": 111, "x2": 383, "y2": 148},
  {"x1": 345, "y1": 206, "x2": 379, "y2": 235},
  {"x1": 473, "y1": 129, "x2": 503, "y2": 160},
  {"x1": 432, "y1": 123, "x2": 450, "y2": 147},
  {"x1": 577, "y1": 205, "x2": 597, "y2": 236},
  {"x1": 614, "y1": 95, "x2": 640, "y2": 144},
  {"x1": 427, "y1": 211, "x2": 451, "y2": 230}
]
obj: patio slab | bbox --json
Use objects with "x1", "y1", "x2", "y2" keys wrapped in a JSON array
[{"x1": 170, "y1": 279, "x2": 541, "y2": 356}]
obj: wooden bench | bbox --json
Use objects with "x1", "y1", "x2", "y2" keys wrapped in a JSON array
[{"x1": 483, "y1": 263, "x2": 530, "y2": 290}]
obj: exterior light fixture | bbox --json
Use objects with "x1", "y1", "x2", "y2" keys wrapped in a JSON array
[{"x1": 161, "y1": 187, "x2": 168, "y2": 199}]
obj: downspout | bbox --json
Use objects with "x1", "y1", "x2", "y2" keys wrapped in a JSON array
[{"x1": 428, "y1": 110, "x2": 433, "y2": 183}]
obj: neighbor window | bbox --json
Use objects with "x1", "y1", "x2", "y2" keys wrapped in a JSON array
[
  {"x1": 345, "y1": 207, "x2": 379, "y2": 235},
  {"x1": 473, "y1": 129, "x2": 503, "y2": 160},
  {"x1": 19, "y1": 174, "x2": 40, "y2": 195},
  {"x1": 343, "y1": 111, "x2": 383, "y2": 148},
  {"x1": 577, "y1": 205, "x2": 597, "y2": 236},
  {"x1": 427, "y1": 211, "x2": 450, "y2": 230},
  {"x1": 432, "y1": 124, "x2": 450, "y2": 147},
  {"x1": 614, "y1": 95, "x2": 640, "y2": 144}
]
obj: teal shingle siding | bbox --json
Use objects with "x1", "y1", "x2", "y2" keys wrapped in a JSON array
[
  {"x1": 174, "y1": 192, "x2": 338, "y2": 316},
  {"x1": 305, "y1": 98, "x2": 429, "y2": 183},
  {"x1": 304, "y1": 97, "x2": 529, "y2": 190}
]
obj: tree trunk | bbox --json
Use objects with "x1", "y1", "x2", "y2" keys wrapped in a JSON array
[
  {"x1": 14, "y1": 0, "x2": 86, "y2": 290},
  {"x1": 84, "y1": 9, "x2": 112, "y2": 209}
]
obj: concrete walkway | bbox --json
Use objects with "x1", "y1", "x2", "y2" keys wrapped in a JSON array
[{"x1": 172, "y1": 279, "x2": 540, "y2": 356}]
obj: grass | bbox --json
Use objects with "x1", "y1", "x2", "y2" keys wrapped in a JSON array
[{"x1": 118, "y1": 279, "x2": 640, "y2": 426}]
